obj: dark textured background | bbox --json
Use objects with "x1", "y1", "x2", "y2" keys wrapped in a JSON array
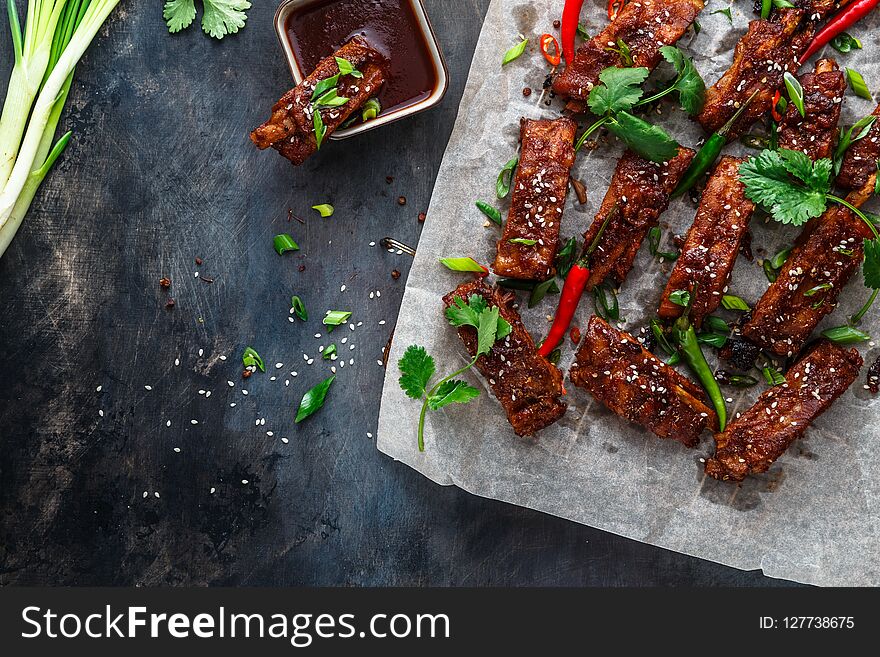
[{"x1": 0, "y1": 1, "x2": 790, "y2": 586}]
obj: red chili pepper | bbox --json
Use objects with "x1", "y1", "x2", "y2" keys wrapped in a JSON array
[
  {"x1": 538, "y1": 259, "x2": 590, "y2": 358},
  {"x1": 770, "y1": 89, "x2": 783, "y2": 122},
  {"x1": 540, "y1": 33, "x2": 561, "y2": 67},
  {"x1": 608, "y1": 0, "x2": 627, "y2": 21},
  {"x1": 561, "y1": 0, "x2": 585, "y2": 66},
  {"x1": 799, "y1": 0, "x2": 879, "y2": 64}
]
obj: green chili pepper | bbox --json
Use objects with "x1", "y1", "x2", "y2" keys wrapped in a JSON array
[
  {"x1": 671, "y1": 285, "x2": 727, "y2": 430},
  {"x1": 672, "y1": 89, "x2": 760, "y2": 198}
]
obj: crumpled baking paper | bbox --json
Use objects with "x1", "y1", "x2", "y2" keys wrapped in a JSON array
[{"x1": 377, "y1": 0, "x2": 880, "y2": 586}]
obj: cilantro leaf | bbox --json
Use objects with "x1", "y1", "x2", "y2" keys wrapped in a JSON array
[
  {"x1": 164, "y1": 0, "x2": 197, "y2": 32},
  {"x1": 427, "y1": 380, "x2": 481, "y2": 410},
  {"x1": 588, "y1": 66, "x2": 650, "y2": 116},
  {"x1": 606, "y1": 111, "x2": 680, "y2": 163},
  {"x1": 863, "y1": 238, "x2": 880, "y2": 290},
  {"x1": 398, "y1": 345, "x2": 435, "y2": 400},
  {"x1": 202, "y1": 0, "x2": 251, "y2": 39},
  {"x1": 445, "y1": 294, "x2": 483, "y2": 328},
  {"x1": 476, "y1": 306, "x2": 500, "y2": 356},
  {"x1": 738, "y1": 149, "x2": 830, "y2": 226},
  {"x1": 659, "y1": 46, "x2": 705, "y2": 115}
]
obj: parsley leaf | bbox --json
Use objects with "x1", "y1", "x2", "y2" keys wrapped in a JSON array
[
  {"x1": 588, "y1": 66, "x2": 650, "y2": 116},
  {"x1": 164, "y1": 0, "x2": 197, "y2": 32},
  {"x1": 398, "y1": 346, "x2": 435, "y2": 399},
  {"x1": 164, "y1": 1, "x2": 252, "y2": 39},
  {"x1": 738, "y1": 149, "x2": 830, "y2": 226},
  {"x1": 863, "y1": 238, "x2": 880, "y2": 290},
  {"x1": 606, "y1": 111, "x2": 680, "y2": 163},
  {"x1": 403, "y1": 294, "x2": 513, "y2": 451},
  {"x1": 427, "y1": 380, "x2": 480, "y2": 410},
  {"x1": 659, "y1": 46, "x2": 705, "y2": 115}
]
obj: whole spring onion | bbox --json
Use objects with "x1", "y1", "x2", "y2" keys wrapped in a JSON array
[{"x1": 0, "y1": 0, "x2": 123, "y2": 257}]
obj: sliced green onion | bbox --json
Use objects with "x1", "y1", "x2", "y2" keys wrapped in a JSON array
[
  {"x1": 710, "y1": 7, "x2": 732, "y2": 24},
  {"x1": 846, "y1": 68, "x2": 873, "y2": 101},
  {"x1": 762, "y1": 366, "x2": 785, "y2": 386},
  {"x1": 771, "y1": 247, "x2": 793, "y2": 269},
  {"x1": 496, "y1": 156, "x2": 518, "y2": 199},
  {"x1": 313, "y1": 88, "x2": 349, "y2": 108},
  {"x1": 528, "y1": 277, "x2": 560, "y2": 308},
  {"x1": 772, "y1": 0, "x2": 795, "y2": 8},
  {"x1": 721, "y1": 294, "x2": 750, "y2": 311},
  {"x1": 439, "y1": 257, "x2": 487, "y2": 273},
  {"x1": 704, "y1": 315, "x2": 730, "y2": 334},
  {"x1": 831, "y1": 33, "x2": 862, "y2": 54},
  {"x1": 502, "y1": 38, "x2": 528, "y2": 66},
  {"x1": 322, "y1": 344, "x2": 337, "y2": 359},
  {"x1": 697, "y1": 332, "x2": 728, "y2": 348},
  {"x1": 361, "y1": 98, "x2": 380, "y2": 121},
  {"x1": 295, "y1": 375, "x2": 336, "y2": 423},
  {"x1": 509, "y1": 238, "x2": 537, "y2": 246},
  {"x1": 804, "y1": 283, "x2": 832, "y2": 297},
  {"x1": 555, "y1": 237, "x2": 577, "y2": 278},
  {"x1": 577, "y1": 23, "x2": 589, "y2": 39},
  {"x1": 669, "y1": 289, "x2": 691, "y2": 307},
  {"x1": 651, "y1": 318, "x2": 678, "y2": 357},
  {"x1": 593, "y1": 284, "x2": 620, "y2": 321},
  {"x1": 335, "y1": 57, "x2": 362, "y2": 78},
  {"x1": 242, "y1": 346, "x2": 265, "y2": 372},
  {"x1": 273, "y1": 234, "x2": 300, "y2": 255},
  {"x1": 323, "y1": 310, "x2": 352, "y2": 330},
  {"x1": 648, "y1": 226, "x2": 679, "y2": 261},
  {"x1": 727, "y1": 374, "x2": 758, "y2": 387},
  {"x1": 821, "y1": 325, "x2": 871, "y2": 344},
  {"x1": 476, "y1": 200, "x2": 502, "y2": 225},
  {"x1": 313, "y1": 109, "x2": 326, "y2": 149},
  {"x1": 312, "y1": 203, "x2": 334, "y2": 217},
  {"x1": 291, "y1": 295, "x2": 307, "y2": 321},
  {"x1": 783, "y1": 71, "x2": 805, "y2": 118}
]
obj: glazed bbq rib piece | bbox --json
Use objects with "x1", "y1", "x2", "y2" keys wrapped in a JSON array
[
  {"x1": 581, "y1": 147, "x2": 695, "y2": 291},
  {"x1": 740, "y1": 203, "x2": 873, "y2": 357},
  {"x1": 493, "y1": 117, "x2": 577, "y2": 280},
  {"x1": 697, "y1": 9, "x2": 813, "y2": 139},
  {"x1": 777, "y1": 58, "x2": 845, "y2": 161},
  {"x1": 569, "y1": 316, "x2": 716, "y2": 447},
  {"x1": 657, "y1": 156, "x2": 755, "y2": 328},
  {"x1": 442, "y1": 280, "x2": 567, "y2": 436},
  {"x1": 552, "y1": 0, "x2": 704, "y2": 112},
  {"x1": 706, "y1": 340, "x2": 861, "y2": 481},
  {"x1": 837, "y1": 101, "x2": 880, "y2": 194},
  {"x1": 251, "y1": 37, "x2": 387, "y2": 166}
]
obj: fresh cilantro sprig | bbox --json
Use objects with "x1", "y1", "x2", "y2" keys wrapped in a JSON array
[
  {"x1": 575, "y1": 49, "x2": 704, "y2": 162},
  {"x1": 739, "y1": 148, "x2": 880, "y2": 323},
  {"x1": 399, "y1": 294, "x2": 512, "y2": 451},
  {"x1": 164, "y1": 0, "x2": 252, "y2": 40}
]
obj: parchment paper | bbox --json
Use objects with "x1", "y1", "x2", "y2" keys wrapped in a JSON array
[{"x1": 377, "y1": 0, "x2": 880, "y2": 586}]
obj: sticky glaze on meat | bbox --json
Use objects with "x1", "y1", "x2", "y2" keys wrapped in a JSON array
[
  {"x1": 706, "y1": 340, "x2": 861, "y2": 481},
  {"x1": 777, "y1": 59, "x2": 845, "y2": 161},
  {"x1": 697, "y1": 10, "x2": 813, "y2": 139},
  {"x1": 251, "y1": 37, "x2": 387, "y2": 165},
  {"x1": 552, "y1": 0, "x2": 704, "y2": 112},
  {"x1": 837, "y1": 102, "x2": 880, "y2": 194},
  {"x1": 442, "y1": 280, "x2": 566, "y2": 436},
  {"x1": 741, "y1": 204, "x2": 873, "y2": 357},
  {"x1": 582, "y1": 147, "x2": 694, "y2": 291},
  {"x1": 569, "y1": 316, "x2": 716, "y2": 447},
  {"x1": 658, "y1": 156, "x2": 755, "y2": 328},
  {"x1": 493, "y1": 118, "x2": 577, "y2": 280}
]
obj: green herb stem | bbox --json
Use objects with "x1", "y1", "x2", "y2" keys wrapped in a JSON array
[
  {"x1": 851, "y1": 288, "x2": 879, "y2": 325},
  {"x1": 827, "y1": 194, "x2": 880, "y2": 239},
  {"x1": 418, "y1": 356, "x2": 477, "y2": 452},
  {"x1": 575, "y1": 116, "x2": 612, "y2": 152}
]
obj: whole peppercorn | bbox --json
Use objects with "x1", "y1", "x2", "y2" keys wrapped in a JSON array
[
  {"x1": 165, "y1": 298, "x2": 175, "y2": 309},
  {"x1": 398, "y1": 196, "x2": 407, "y2": 206},
  {"x1": 391, "y1": 269, "x2": 401, "y2": 280},
  {"x1": 553, "y1": 19, "x2": 560, "y2": 28},
  {"x1": 418, "y1": 212, "x2": 427, "y2": 223},
  {"x1": 195, "y1": 257, "x2": 203, "y2": 265},
  {"x1": 522, "y1": 87, "x2": 532, "y2": 97},
  {"x1": 298, "y1": 264, "x2": 306, "y2": 272},
  {"x1": 242, "y1": 369, "x2": 252, "y2": 379},
  {"x1": 159, "y1": 277, "x2": 171, "y2": 289}
]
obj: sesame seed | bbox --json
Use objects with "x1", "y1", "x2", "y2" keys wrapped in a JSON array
[
  {"x1": 96, "y1": 385, "x2": 102, "y2": 392},
  {"x1": 144, "y1": 385, "x2": 152, "y2": 391},
  {"x1": 191, "y1": 419, "x2": 198, "y2": 425}
]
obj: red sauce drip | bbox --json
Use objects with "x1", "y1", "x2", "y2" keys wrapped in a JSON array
[{"x1": 286, "y1": 0, "x2": 438, "y2": 115}]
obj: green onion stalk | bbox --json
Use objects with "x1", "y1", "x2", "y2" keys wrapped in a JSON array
[{"x1": 0, "y1": 0, "x2": 122, "y2": 256}]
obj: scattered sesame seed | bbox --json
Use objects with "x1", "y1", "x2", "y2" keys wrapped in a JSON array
[
  {"x1": 191, "y1": 419, "x2": 199, "y2": 425},
  {"x1": 198, "y1": 349, "x2": 204, "y2": 357},
  {"x1": 142, "y1": 491, "x2": 148, "y2": 498},
  {"x1": 99, "y1": 409, "x2": 104, "y2": 417},
  {"x1": 241, "y1": 479, "x2": 249, "y2": 485},
  {"x1": 174, "y1": 358, "x2": 180, "y2": 366},
  {"x1": 340, "y1": 284, "x2": 346, "y2": 292},
  {"x1": 281, "y1": 437, "x2": 289, "y2": 444},
  {"x1": 367, "y1": 432, "x2": 373, "y2": 438},
  {"x1": 173, "y1": 447, "x2": 181, "y2": 453},
  {"x1": 144, "y1": 385, "x2": 152, "y2": 391},
  {"x1": 210, "y1": 487, "x2": 216, "y2": 494},
  {"x1": 219, "y1": 355, "x2": 227, "y2": 361},
  {"x1": 242, "y1": 390, "x2": 249, "y2": 395},
  {"x1": 96, "y1": 385, "x2": 102, "y2": 392},
  {"x1": 154, "y1": 492, "x2": 160, "y2": 498},
  {"x1": 166, "y1": 420, "x2": 171, "y2": 427}
]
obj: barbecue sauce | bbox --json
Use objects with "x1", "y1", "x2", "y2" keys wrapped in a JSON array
[{"x1": 286, "y1": 0, "x2": 438, "y2": 115}]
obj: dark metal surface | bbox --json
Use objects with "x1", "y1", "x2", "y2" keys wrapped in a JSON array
[{"x1": 0, "y1": 2, "x2": 788, "y2": 586}]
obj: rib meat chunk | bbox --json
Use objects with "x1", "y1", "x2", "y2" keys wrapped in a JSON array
[
  {"x1": 442, "y1": 280, "x2": 567, "y2": 436},
  {"x1": 493, "y1": 117, "x2": 577, "y2": 280},
  {"x1": 582, "y1": 147, "x2": 694, "y2": 291},
  {"x1": 658, "y1": 156, "x2": 755, "y2": 328},
  {"x1": 552, "y1": 0, "x2": 704, "y2": 112},
  {"x1": 777, "y1": 58, "x2": 845, "y2": 161},
  {"x1": 569, "y1": 316, "x2": 716, "y2": 447},
  {"x1": 706, "y1": 340, "x2": 861, "y2": 481},
  {"x1": 251, "y1": 37, "x2": 386, "y2": 165}
]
